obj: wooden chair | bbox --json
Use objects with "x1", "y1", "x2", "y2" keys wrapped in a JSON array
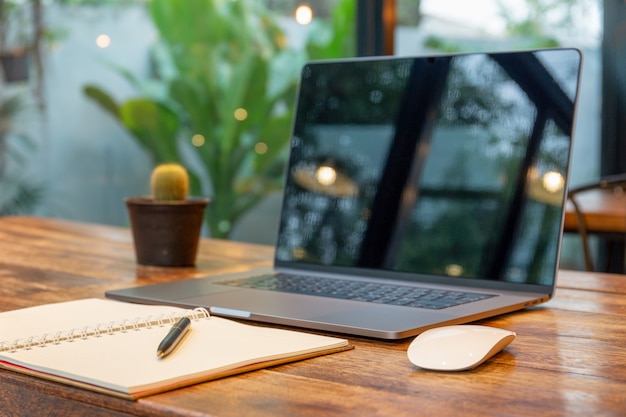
[{"x1": 566, "y1": 173, "x2": 626, "y2": 272}]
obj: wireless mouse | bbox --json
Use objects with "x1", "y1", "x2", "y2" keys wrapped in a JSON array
[{"x1": 407, "y1": 325, "x2": 515, "y2": 371}]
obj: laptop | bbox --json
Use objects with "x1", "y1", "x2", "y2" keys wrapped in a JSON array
[{"x1": 107, "y1": 48, "x2": 583, "y2": 339}]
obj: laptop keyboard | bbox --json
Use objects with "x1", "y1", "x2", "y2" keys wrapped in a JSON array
[{"x1": 217, "y1": 273, "x2": 496, "y2": 310}]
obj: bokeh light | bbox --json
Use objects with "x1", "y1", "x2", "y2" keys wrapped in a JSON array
[
  {"x1": 234, "y1": 108, "x2": 248, "y2": 121},
  {"x1": 96, "y1": 34, "x2": 111, "y2": 48},
  {"x1": 295, "y1": 4, "x2": 313, "y2": 25}
]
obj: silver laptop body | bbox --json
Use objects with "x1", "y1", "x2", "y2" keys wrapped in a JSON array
[{"x1": 107, "y1": 48, "x2": 583, "y2": 339}]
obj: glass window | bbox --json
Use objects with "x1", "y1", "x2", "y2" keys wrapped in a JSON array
[
  {"x1": 394, "y1": 0, "x2": 602, "y2": 270},
  {"x1": 1, "y1": 0, "x2": 355, "y2": 243}
]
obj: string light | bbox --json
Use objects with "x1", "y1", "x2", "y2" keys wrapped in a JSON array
[
  {"x1": 295, "y1": 4, "x2": 313, "y2": 25},
  {"x1": 542, "y1": 171, "x2": 565, "y2": 193},
  {"x1": 234, "y1": 108, "x2": 248, "y2": 121},
  {"x1": 254, "y1": 142, "x2": 268, "y2": 155},
  {"x1": 315, "y1": 166, "x2": 337, "y2": 186},
  {"x1": 96, "y1": 34, "x2": 111, "y2": 48},
  {"x1": 191, "y1": 134, "x2": 205, "y2": 147}
]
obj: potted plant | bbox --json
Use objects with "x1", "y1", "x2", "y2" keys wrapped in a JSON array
[
  {"x1": 83, "y1": 0, "x2": 356, "y2": 240},
  {"x1": 0, "y1": 0, "x2": 63, "y2": 109},
  {"x1": 83, "y1": 0, "x2": 300, "y2": 240},
  {"x1": 126, "y1": 163, "x2": 210, "y2": 267},
  {"x1": 0, "y1": 0, "x2": 32, "y2": 83}
]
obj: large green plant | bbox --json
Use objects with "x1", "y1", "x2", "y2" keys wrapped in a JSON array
[
  {"x1": 84, "y1": 0, "x2": 308, "y2": 239},
  {"x1": 84, "y1": 0, "x2": 356, "y2": 239}
]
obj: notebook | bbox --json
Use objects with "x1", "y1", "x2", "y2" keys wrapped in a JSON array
[
  {"x1": 107, "y1": 48, "x2": 583, "y2": 339},
  {"x1": 0, "y1": 299, "x2": 350, "y2": 400}
]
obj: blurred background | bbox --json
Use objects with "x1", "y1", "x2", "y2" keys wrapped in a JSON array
[{"x1": 0, "y1": 0, "x2": 619, "y2": 271}]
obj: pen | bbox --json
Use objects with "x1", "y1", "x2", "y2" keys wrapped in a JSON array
[{"x1": 157, "y1": 317, "x2": 191, "y2": 359}]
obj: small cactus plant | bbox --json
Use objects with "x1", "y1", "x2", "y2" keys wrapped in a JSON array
[{"x1": 150, "y1": 163, "x2": 189, "y2": 201}]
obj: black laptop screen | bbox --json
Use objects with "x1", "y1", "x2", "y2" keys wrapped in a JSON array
[{"x1": 275, "y1": 49, "x2": 582, "y2": 286}]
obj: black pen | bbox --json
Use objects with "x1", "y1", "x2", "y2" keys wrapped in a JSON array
[{"x1": 157, "y1": 317, "x2": 191, "y2": 359}]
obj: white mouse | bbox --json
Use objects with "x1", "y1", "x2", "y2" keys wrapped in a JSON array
[{"x1": 407, "y1": 325, "x2": 515, "y2": 371}]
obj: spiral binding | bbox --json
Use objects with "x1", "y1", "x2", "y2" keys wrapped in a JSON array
[{"x1": 0, "y1": 307, "x2": 210, "y2": 353}]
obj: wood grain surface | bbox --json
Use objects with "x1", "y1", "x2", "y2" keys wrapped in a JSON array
[
  {"x1": 564, "y1": 188, "x2": 626, "y2": 234},
  {"x1": 1, "y1": 216, "x2": 625, "y2": 417}
]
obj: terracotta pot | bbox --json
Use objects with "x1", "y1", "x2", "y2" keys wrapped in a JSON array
[
  {"x1": 125, "y1": 197, "x2": 210, "y2": 267},
  {"x1": 0, "y1": 50, "x2": 29, "y2": 83}
]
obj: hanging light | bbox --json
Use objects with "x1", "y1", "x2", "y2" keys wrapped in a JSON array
[{"x1": 295, "y1": 4, "x2": 313, "y2": 25}]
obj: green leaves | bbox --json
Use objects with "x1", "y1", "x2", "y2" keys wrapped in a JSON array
[
  {"x1": 83, "y1": 0, "x2": 355, "y2": 239},
  {"x1": 305, "y1": 0, "x2": 356, "y2": 59},
  {"x1": 119, "y1": 99, "x2": 181, "y2": 164},
  {"x1": 83, "y1": 85, "x2": 119, "y2": 118},
  {"x1": 0, "y1": 93, "x2": 42, "y2": 215}
]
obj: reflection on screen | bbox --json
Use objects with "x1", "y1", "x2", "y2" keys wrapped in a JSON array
[{"x1": 276, "y1": 49, "x2": 582, "y2": 285}]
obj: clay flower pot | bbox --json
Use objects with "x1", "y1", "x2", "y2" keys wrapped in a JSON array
[
  {"x1": 125, "y1": 197, "x2": 209, "y2": 267},
  {"x1": 0, "y1": 50, "x2": 29, "y2": 83}
]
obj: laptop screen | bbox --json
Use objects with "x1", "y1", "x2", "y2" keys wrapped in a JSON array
[{"x1": 275, "y1": 49, "x2": 582, "y2": 287}]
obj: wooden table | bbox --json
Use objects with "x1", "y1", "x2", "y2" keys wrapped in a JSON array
[
  {"x1": 564, "y1": 188, "x2": 626, "y2": 272},
  {"x1": 1, "y1": 216, "x2": 625, "y2": 417},
  {"x1": 564, "y1": 188, "x2": 626, "y2": 234}
]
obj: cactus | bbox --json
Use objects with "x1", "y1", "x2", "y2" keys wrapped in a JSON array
[{"x1": 150, "y1": 163, "x2": 189, "y2": 201}]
